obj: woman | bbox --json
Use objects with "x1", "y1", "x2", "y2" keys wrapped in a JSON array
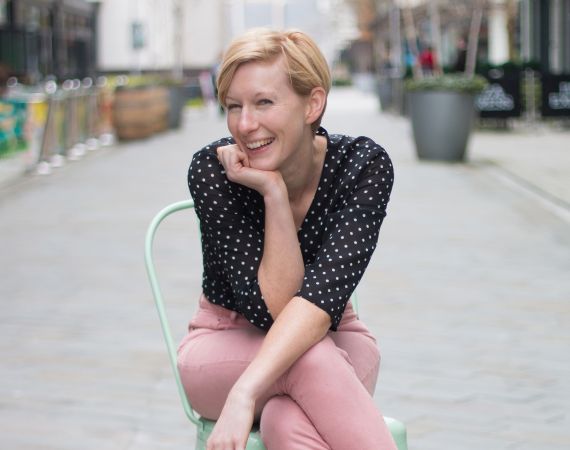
[{"x1": 179, "y1": 28, "x2": 396, "y2": 450}]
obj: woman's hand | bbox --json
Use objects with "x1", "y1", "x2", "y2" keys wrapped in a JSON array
[
  {"x1": 206, "y1": 388, "x2": 255, "y2": 450},
  {"x1": 216, "y1": 144, "x2": 283, "y2": 197}
]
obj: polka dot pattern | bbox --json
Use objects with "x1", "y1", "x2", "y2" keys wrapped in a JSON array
[{"x1": 188, "y1": 127, "x2": 394, "y2": 331}]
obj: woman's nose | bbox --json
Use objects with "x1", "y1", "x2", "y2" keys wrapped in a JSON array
[{"x1": 238, "y1": 108, "x2": 258, "y2": 134}]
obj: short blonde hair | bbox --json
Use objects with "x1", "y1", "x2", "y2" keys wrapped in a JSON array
[{"x1": 217, "y1": 28, "x2": 331, "y2": 131}]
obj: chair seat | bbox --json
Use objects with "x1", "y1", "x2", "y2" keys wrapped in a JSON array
[{"x1": 195, "y1": 415, "x2": 408, "y2": 450}]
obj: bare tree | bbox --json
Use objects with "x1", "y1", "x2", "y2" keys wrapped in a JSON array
[
  {"x1": 465, "y1": 0, "x2": 485, "y2": 77},
  {"x1": 428, "y1": 0, "x2": 443, "y2": 76},
  {"x1": 402, "y1": 0, "x2": 422, "y2": 80}
]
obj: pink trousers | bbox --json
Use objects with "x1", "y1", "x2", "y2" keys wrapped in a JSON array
[{"x1": 177, "y1": 294, "x2": 397, "y2": 450}]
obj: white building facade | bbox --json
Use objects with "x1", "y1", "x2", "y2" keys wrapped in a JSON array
[
  {"x1": 96, "y1": 0, "x2": 225, "y2": 73},
  {"x1": 96, "y1": 0, "x2": 357, "y2": 73}
]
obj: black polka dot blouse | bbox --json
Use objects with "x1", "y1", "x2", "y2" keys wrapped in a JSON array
[{"x1": 188, "y1": 127, "x2": 394, "y2": 331}]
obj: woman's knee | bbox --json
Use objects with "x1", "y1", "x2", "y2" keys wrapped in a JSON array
[
  {"x1": 259, "y1": 396, "x2": 293, "y2": 443},
  {"x1": 329, "y1": 329, "x2": 381, "y2": 395},
  {"x1": 178, "y1": 358, "x2": 251, "y2": 420},
  {"x1": 177, "y1": 328, "x2": 263, "y2": 419}
]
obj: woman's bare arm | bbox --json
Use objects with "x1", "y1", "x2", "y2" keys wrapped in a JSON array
[
  {"x1": 235, "y1": 295, "x2": 330, "y2": 397},
  {"x1": 210, "y1": 145, "x2": 329, "y2": 449},
  {"x1": 217, "y1": 145, "x2": 305, "y2": 318},
  {"x1": 207, "y1": 297, "x2": 330, "y2": 449},
  {"x1": 257, "y1": 181, "x2": 305, "y2": 317}
]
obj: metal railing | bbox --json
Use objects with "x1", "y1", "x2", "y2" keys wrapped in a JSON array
[{"x1": 3, "y1": 77, "x2": 115, "y2": 175}]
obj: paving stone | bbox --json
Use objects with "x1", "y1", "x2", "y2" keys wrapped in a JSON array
[{"x1": 1, "y1": 88, "x2": 569, "y2": 449}]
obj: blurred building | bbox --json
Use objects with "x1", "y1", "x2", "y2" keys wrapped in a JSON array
[
  {"x1": 360, "y1": 0, "x2": 570, "y2": 76},
  {"x1": 2, "y1": 0, "x2": 568, "y2": 84},
  {"x1": 520, "y1": 0, "x2": 570, "y2": 74},
  {"x1": 221, "y1": 0, "x2": 359, "y2": 65},
  {"x1": 96, "y1": 0, "x2": 358, "y2": 76},
  {"x1": 0, "y1": 0, "x2": 360, "y2": 82},
  {"x1": 0, "y1": 0, "x2": 98, "y2": 83},
  {"x1": 96, "y1": 0, "x2": 224, "y2": 75}
]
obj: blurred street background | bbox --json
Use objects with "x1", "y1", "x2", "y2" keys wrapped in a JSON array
[{"x1": 1, "y1": 1, "x2": 569, "y2": 449}]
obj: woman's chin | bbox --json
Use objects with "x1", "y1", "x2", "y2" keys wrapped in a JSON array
[
  {"x1": 247, "y1": 152, "x2": 278, "y2": 172},
  {"x1": 249, "y1": 160, "x2": 277, "y2": 172}
]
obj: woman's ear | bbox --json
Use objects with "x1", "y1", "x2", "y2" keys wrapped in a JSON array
[{"x1": 305, "y1": 87, "x2": 327, "y2": 125}]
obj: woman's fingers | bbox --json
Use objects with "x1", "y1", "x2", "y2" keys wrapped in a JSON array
[
  {"x1": 216, "y1": 144, "x2": 283, "y2": 196},
  {"x1": 206, "y1": 440, "x2": 245, "y2": 450},
  {"x1": 205, "y1": 387, "x2": 253, "y2": 450},
  {"x1": 217, "y1": 145, "x2": 250, "y2": 184},
  {"x1": 217, "y1": 144, "x2": 248, "y2": 169},
  {"x1": 206, "y1": 432, "x2": 247, "y2": 450}
]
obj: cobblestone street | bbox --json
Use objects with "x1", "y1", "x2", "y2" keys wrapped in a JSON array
[{"x1": 1, "y1": 87, "x2": 569, "y2": 449}]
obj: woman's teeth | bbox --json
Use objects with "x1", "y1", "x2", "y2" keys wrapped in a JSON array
[{"x1": 246, "y1": 138, "x2": 274, "y2": 150}]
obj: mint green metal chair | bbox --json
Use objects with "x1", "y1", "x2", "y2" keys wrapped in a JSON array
[{"x1": 145, "y1": 199, "x2": 408, "y2": 450}]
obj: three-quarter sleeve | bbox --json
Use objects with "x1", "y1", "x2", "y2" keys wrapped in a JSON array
[
  {"x1": 297, "y1": 141, "x2": 394, "y2": 330},
  {"x1": 188, "y1": 145, "x2": 274, "y2": 329}
]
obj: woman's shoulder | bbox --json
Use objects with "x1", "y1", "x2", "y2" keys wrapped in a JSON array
[
  {"x1": 188, "y1": 137, "x2": 234, "y2": 177},
  {"x1": 325, "y1": 131, "x2": 391, "y2": 167},
  {"x1": 187, "y1": 137, "x2": 233, "y2": 190},
  {"x1": 187, "y1": 137, "x2": 260, "y2": 210},
  {"x1": 191, "y1": 136, "x2": 235, "y2": 164}
]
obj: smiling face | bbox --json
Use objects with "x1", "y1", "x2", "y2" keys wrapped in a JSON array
[{"x1": 225, "y1": 57, "x2": 315, "y2": 172}]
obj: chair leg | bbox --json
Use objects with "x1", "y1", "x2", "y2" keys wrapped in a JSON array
[{"x1": 385, "y1": 416, "x2": 409, "y2": 450}]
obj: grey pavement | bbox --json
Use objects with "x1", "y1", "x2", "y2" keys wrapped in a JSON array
[{"x1": 1, "y1": 87, "x2": 569, "y2": 449}]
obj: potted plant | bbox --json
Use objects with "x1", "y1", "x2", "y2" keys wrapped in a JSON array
[
  {"x1": 405, "y1": 74, "x2": 488, "y2": 162},
  {"x1": 401, "y1": 0, "x2": 488, "y2": 162}
]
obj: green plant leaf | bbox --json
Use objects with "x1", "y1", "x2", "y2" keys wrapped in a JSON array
[{"x1": 405, "y1": 74, "x2": 488, "y2": 94}]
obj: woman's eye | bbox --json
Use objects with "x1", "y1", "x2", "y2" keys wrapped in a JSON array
[
  {"x1": 226, "y1": 103, "x2": 241, "y2": 111},
  {"x1": 258, "y1": 99, "x2": 273, "y2": 106}
]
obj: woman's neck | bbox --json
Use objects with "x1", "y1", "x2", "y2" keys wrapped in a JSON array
[{"x1": 281, "y1": 134, "x2": 326, "y2": 204}]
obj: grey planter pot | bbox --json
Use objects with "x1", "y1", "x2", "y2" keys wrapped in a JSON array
[
  {"x1": 377, "y1": 77, "x2": 393, "y2": 111},
  {"x1": 408, "y1": 90, "x2": 475, "y2": 162}
]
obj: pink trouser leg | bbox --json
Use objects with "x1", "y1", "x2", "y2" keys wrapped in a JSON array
[
  {"x1": 177, "y1": 296, "x2": 397, "y2": 449},
  {"x1": 269, "y1": 335, "x2": 395, "y2": 449},
  {"x1": 260, "y1": 396, "x2": 330, "y2": 450}
]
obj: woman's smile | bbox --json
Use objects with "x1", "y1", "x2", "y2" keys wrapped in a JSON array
[{"x1": 245, "y1": 138, "x2": 275, "y2": 154}]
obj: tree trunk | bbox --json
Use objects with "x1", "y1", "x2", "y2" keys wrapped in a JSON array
[
  {"x1": 428, "y1": 0, "x2": 443, "y2": 76},
  {"x1": 403, "y1": 2, "x2": 422, "y2": 80},
  {"x1": 465, "y1": 0, "x2": 485, "y2": 77}
]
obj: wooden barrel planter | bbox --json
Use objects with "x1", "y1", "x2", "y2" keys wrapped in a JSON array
[{"x1": 112, "y1": 86, "x2": 169, "y2": 140}]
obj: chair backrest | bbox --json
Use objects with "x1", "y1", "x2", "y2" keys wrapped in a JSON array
[{"x1": 144, "y1": 199, "x2": 201, "y2": 426}]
